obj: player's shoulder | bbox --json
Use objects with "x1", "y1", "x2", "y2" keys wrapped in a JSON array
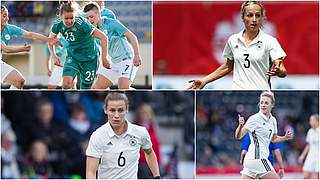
[
  {"x1": 228, "y1": 33, "x2": 240, "y2": 43},
  {"x1": 74, "y1": 16, "x2": 89, "y2": 26},
  {"x1": 53, "y1": 17, "x2": 63, "y2": 26},
  {"x1": 91, "y1": 123, "x2": 108, "y2": 137},
  {"x1": 5, "y1": 23, "x2": 21, "y2": 31},
  {"x1": 129, "y1": 123, "x2": 149, "y2": 136},
  {"x1": 249, "y1": 112, "x2": 260, "y2": 121},
  {"x1": 259, "y1": 31, "x2": 278, "y2": 42}
]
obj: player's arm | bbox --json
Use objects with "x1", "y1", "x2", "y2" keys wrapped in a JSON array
[
  {"x1": 124, "y1": 30, "x2": 142, "y2": 66},
  {"x1": 143, "y1": 148, "x2": 160, "y2": 178},
  {"x1": 240, "y1": 150, "x2": 247, "y2": 164},
  {"x1": 271, "y1": 131, "x2": 293, "y2": 143},
  {"x1": 1, "y1": 41, "x2": 31, "y2": 53},
  {"x1": 273, "y1": 149, "x2": 285, "y2": 178},
  {"x1": 22, "y1": 31, "x2": 61, "y2": 46},
  {"x1": 48, "y1": 33, "x2": 63, "y2": 67},
  {"x1": 298, "y1": 144, "x2": 310, "y2": 164},
  {"x1": 86, "y1": 156, "x2": 100, "y2": 179},
  {"x1": 92, "y1": 28, "x2": 111, "y2": 69},
  {"x1": 235, "y1": 114, "x2": 248, "y2": 140},
  {"x1": 45, "y1": 56, "x2": 52, "y2": 76},
  {"x1": 266, "y1": 59, "x2": 287, "y2": 78},
  {"x1": 188, "y1": 59, "x2": 233, "y2": 90}
]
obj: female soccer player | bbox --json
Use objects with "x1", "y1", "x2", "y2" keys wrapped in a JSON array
[
  {"x1": 49, "y1": 1, "x2": 111, "y2": 89},
  {"x1": 84, "y1": 2, "x2": 142, "y2": 90},
  {"x1": 1, "y1": 5, "x2": 60, "y2": 89},
  {"x1": 235, "y1": 91, "x2": 292, "y2": 179},
  {"x1": 86, "y1": 92, "x2": 160, "y2": 179},
  {"x1": 189, "y1": 1, "x2": 287, "y2": 90},
  {"x1": 298, "y1": 114, "x2": 319, "y2": 179}
]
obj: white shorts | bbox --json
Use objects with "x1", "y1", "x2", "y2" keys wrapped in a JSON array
[
  {"x1": 303, "y1": 154, "x2": 319, "y2": 172},
  {"x1": 97, "y1": 59, "x2": 138, "y2": 85},
  {"x1": 1, "y1": 60, "x2": 15, "y2": 83},
  {"x1": 241, "y1": 159, "x2": 274, "y2": 178},
  {"x1": 48, "y1": 65, "x2": 63, "y2": 86}
]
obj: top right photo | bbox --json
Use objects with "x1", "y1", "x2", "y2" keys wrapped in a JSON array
[{"x1": 153, "y1": 1, "x2": 319, "y2": 90}]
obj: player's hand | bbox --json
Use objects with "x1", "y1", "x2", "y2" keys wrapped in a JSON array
[
  {"x1": 298, "y1": 155, "x2": 304, "y2": 164},
  {"x1": 102, "y1": 56, "x2": 111, "y2": 69},
  {"x1": 133, "y1": 55, "x2": 142, "y2": 67},
  {"x1": 47, "y1": 69, "x2": 52, "y2": 77},
  {"x1": 52, "y1": 55, "x2": 63, "y2": 67},
  {"x1": 278, "y1": 168, "x2": 284, "y2": 178},
  {"x1": 188, "y1": 79, "x2": 206, "y2": 90},
  {"x1": 284, "y1": 131, "x2": 293, "y2": 141},
  {"x1": 49, "y1": 38, "x2": 62, "y2": 47},
  {"x1": 23, "y1": 43, "x2": 31, "y2": 52},
  {"x1": 266, "y1": 61, "x2": 281, "y2": 76},
  {"x1": 238, "y1": 114, "x2": 245, "y2": 127}
]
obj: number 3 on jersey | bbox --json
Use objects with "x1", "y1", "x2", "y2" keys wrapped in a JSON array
[
  {"x1": 118, "y1": 152, "x2": 126, "y2": 167},
  {"x1": 243, "y1": 54, "x2": 250, "y2": 68}
]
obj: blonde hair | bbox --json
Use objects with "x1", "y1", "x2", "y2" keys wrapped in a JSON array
[
  {"x1": 241, "y1": 1, "x2": 266, "y2": 20},
  {"x1": 310, "y1": 114, "x2": 319, "y2": 122},
  {"x1": 260, "y1": 91, "x2": 275, "y2": 105}
]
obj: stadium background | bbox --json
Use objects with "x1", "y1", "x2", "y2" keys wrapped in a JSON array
[
  {"x1": 1, "y1": 91, "x2": 195, "y2": 179},
  {"x1": 153, "y1": 1, "x2": 319, "y2": 89},
  {"x1": 196, "y1": 91, "x2": 319, "y2": 179},
  {"x1": 1, "y1": 1, "x2": 152, "y2": 89}
]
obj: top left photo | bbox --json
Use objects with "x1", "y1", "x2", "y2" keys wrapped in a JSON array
[{"x1": 1, "y1": 1, "x2": 152, "y2": 90}]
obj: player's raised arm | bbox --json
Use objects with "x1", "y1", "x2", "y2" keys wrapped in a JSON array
[
  {"x1": 235, "y1": 114, "x2": 248, "y2": 140},
  {"x1": 1, "y1": 41, "x2": 31, "y2": 53},
  {"x1": 271, "y1": 131, "x2": 293, "y2": 143},
  {"x1": 188, "y1": 59, "x2": 234, "y2": 90},
  {"x1": 124, "y1": 30, "x2": 142, "y2": 67},
  {"x1": 86, "y1": 156, "x2": 100, "y2": 179},
  {"x1": 143, "y1": 148, "x2": 160, "y2": 178},
  {"x1": 92, "y1": 28, "x2": 111, "y2": 69}
]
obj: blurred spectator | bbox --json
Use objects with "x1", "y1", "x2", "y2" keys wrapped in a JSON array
[
  {"x1": 1, "y1": 130, "x2": 20, "y2": 179},
  {"x1": 20, "y1": 140, "x2": 53, "y2": 178},
  {"x1": 134, "y1": 104, "x2": 161, "y2": 179},
  {"x1": 29, "y1": 98, "x2": 71, "y2": 176}
]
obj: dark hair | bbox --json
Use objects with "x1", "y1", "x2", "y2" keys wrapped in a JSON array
[
  {"x1": 59, "y1": 1, "x2": 78, "y2": 16},
  {"x1": 241, "y1": 1, "x2": 266, "y2": 20},
  {"x1": 84, "y1": 2, "x2": 100, "y2": 13},
  {"x1": 36, "y1": 98, "x2": 53, "y2": 111},
  {"x1": 1, "y1": 5, "x2": 8, "y2": 12},
  {"x1": 104, "y1": 92, "x2": 129, "y2": 109}
]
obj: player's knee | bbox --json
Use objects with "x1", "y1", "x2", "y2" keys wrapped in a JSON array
[
  {"x1": 14, "y1": 77, "x2": 25, "y2": 89},
  {"x1": 63, "y1": 80, "x2": 73, "y2": 89}
]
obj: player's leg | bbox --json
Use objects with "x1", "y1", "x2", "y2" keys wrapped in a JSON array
[
  {"x1": 79, "y1": 58, "x2": 98, "y2": 89},
  {"x1": 91, "y1": 74, "x2": 113, "y2": 89},
  {"x1": 260, "y1": 170, "x2": 279, "y2": 179},
  {"x1": 48, "y1": 65, "x2": 63, "y2": 89},
  {"x1": 2, "y1": 62, "x2": 25, "y2": 89},
  {"x1": 62, "y1": 58, "x2": 79, "y2": 89},
  {"x1": 91, "y1": 60, "x2": 116, "y2": 89}
]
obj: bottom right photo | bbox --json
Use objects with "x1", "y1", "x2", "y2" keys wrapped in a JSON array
[{"x1": 196, "y1": 91, "x2": 319, "y2": 179}]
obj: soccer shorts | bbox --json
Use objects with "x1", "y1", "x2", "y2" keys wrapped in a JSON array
[
  {"x1": 241, "y1": 158, "x2": 274, "y2": 178},
  {"x1": 303, "y1": 154, "x2": 319, "y2": 172},
  {"x1": 97, "y1": 59, "x2": 138, "y2": 85},
  {"x1": 1, "y1": 60, "x2": 16, "y2": 83},
  {"x1": 48, "y1": 65, "x2": 63, "y2": 86},
  {"x1": 63, "y1": 55, "x2": 98, "y2": 89}
]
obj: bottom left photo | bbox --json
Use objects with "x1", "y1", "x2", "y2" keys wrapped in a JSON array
[{"x1": 1, "y1": 91, "x2": 195, "y2": 179}]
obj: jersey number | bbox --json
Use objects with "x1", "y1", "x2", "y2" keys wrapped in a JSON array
[
  {"x1": 268, "y1": 129, "x2": 272, "y2": 139},
  {"x1": 64, "y1": 32, "x2": 75, "y2": 41},
  {"x1": 118, "y1": 152, "x2": 126, "y2": 167},
  {"x1": 124, "y1": 65, "x2": 130, "y2": 72},
  {"x1": 85, "y1": 70, "x2": 95, "y2": 81},
  {"x1": 243, "y1": 54, "x2": 250, "y2": 68}
]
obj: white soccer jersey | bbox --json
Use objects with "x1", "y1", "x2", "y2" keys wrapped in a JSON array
[
  {"x1": 244, "y1": 112, "x2": 278, "y2": 160},
  {"x1": 223, "y1": 29, "x2": 286, "y2": 90},
  {"x1": 303, "y1": 127, "x2": 319, "y2": 172},
  {"x1": 86, "y1": 121, "x2": 152, "y2": 179}
]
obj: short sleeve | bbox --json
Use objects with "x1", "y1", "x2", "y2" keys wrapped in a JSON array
[
  {"x1": 101, "y1": 8, "x2": 116, "y2": 19},
  {"x1": 272, "y1": 118, "x2": 278, "y2": 135},
  {"x1": 222, "y1": 38, "x2": 234, "y2": 61},
  {"x1": 8, "y1": 24, "x2": 26, "y2": 37},
  {"x1": 80, "y1": 18, "x2": 95, "y2": 34},
  {"x1": 269, "y1": 37, "x2": 286, "y2": 61},
  {"x1": 271, "y1": 142, "x2": 282, "y2": 150},
  {"x1": 109, "y1": 19, "x2": 128, "y2": 36},
  {"x1": 141, "y1": 128, "x2": 152, "y2": 150},
  {"x1": 305, "y1": 130, "x2": 311, "y2": 144},
  {"x1": 244, "y1": 116, "x2": 257, "y2": 132},
  {"x1": 86, "y1": 132, "x2": 103, "y2": 158},
  {"x1": 51, "y1": 22, "x2": 60, "y2": 35}
]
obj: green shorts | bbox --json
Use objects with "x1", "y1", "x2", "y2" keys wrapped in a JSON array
[{"x1": 63, "y1": 55, "x2": 98, "y2": 89}]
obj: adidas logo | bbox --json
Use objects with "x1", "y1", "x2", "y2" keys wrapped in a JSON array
[{"x1": 107, "y1": 142, "x2": 113, "y2": 146}]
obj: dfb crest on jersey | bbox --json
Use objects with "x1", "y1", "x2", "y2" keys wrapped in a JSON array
[
  {"x1": 72, "y1": 27, "x2": 77, "y2": 32},
  {"x1": 5, "y1": 34, "x2": 11, "y2": 40},
  {"x1": 103, "y1": 30, "x2": 108, "y2": 34},
  {"x1": 129, "y1": 138, "x2": 137, "y2": 146}
]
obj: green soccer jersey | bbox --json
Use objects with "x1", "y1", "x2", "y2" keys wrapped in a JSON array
[{"x1": 51, "y1": 16, "x2": 98, "y2": 61}]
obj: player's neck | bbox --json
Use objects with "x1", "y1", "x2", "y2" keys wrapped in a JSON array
[
  {"x1": 112, "y1": 121, "x2": 128, "y2": 136},
  {"x1": 243, "y1": 29, "x2": 259, "y2": 42}
]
